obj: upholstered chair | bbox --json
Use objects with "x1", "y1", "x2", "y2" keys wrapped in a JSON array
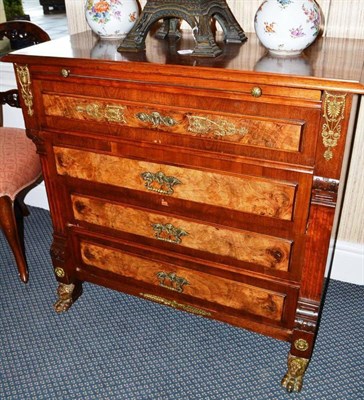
[{"x1": 0, "y1": 21, "x2": 50, "y2": 283}]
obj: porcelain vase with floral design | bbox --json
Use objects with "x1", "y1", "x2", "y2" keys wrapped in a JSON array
[
  {"x1": 254, "y1": 0, "x2": 322, "y2": 56},
  {"x1": 85, "y1": 0, "x2": 139, "y2": 40}
]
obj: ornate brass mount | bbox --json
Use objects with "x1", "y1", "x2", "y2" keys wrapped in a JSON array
[
  {"x1": 141, "y1": 293, "x2": 211, "y2": 316},
  {"x1": 294, "y1": 339, "x2": 309, "y2": 352},
  {"x1": 118, "y1": 0, "x2": 246, "y2": 57},
  {"x1": 75, "y1": 102, "x2": 126, "y2": 123},
  {"x1": 53, "y1": 282, "x2": 83, "y2": 313},
  {"x1": 54, "y1": 267, "x2": 65, "y2": 278},
  {"x1": 281, "y1": 353, "x2": 309, "y2": 392},
  {"x1": 187, "y1": 115, "x2": 248, "y2": 138},
  {"x1": 15, "y1": 64, "x2": 33, "y2": 116},
  {"x1": 321, "y1": 92, "x2": 347, "y2": 161},
  {"x1": 136, "y1": 111, "x2": 177, "y2": 128},
  {"x1": 152, "y1": 223, "x2": 188, "y2": 244},
  {"x1": 156, "y1": 271, "x2": 189, "y2": 293},
  {"x1": 141, "y1": 171, "x2": 181, "y2": 195}
]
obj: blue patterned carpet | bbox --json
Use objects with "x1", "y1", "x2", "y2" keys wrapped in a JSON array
[{"x1": 0, "y1": 207, "x2": 363, "y2": 399}]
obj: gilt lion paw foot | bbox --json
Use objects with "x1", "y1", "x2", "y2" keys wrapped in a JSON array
[
  {"x1": 281, "y1": 353, "x2": 309, "y2": 392},
  {"x1": 53, "y1": 283, "x2": 76, "y2": 313}
]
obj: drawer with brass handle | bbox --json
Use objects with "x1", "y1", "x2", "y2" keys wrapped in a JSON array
[
  {"x1": 79, "y1": 239, "x2": 297, "y2": 325},
  {"x1": 71, "y1": 194, "x2": 293, "y2": 273},
  {"x1": 54, "y1": 146, "x2": 310, "y2": 223},
  {"x1": 42, "y1": 92, "x2": 319, "y2": 165}
]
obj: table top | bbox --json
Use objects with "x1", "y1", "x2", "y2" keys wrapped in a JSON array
[{"x1": 3, "y1": 30, "x2": 364, "y2": 93}]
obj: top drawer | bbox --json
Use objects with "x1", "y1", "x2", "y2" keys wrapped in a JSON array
[{"x1": 37, "y1": 79, "x2": 322, "y2": 166}]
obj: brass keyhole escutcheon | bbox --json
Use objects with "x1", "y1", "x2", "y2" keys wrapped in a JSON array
[
  {"x1": 61, "y1": 68, "x2": 70, "y2": 78},
  {"x1": 251, "y1": 87, "x2": 262, "y2": 98}
]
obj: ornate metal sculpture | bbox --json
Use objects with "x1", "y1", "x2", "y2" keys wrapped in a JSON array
[{"x1": 118, "y1": 0, "x2": 247, "y2": 57}]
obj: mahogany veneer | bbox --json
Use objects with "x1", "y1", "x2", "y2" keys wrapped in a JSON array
[{"x1": 4, "y1": 31, "x2": 364, "y2": 392}]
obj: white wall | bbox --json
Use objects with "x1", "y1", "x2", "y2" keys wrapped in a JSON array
[{"x1": 0, "y1": 0, "x2": 5, "y2": 22}]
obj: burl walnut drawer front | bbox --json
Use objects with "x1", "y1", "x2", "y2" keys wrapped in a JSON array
[
  {"x1": 71, "y1": 195, "x2": 292, "y2": 272},
  {"x1": 79, "y1": 240, "x2": 292, "y2": 323},
  {"x1": 41, "y1": 81, "x2": 321, "y2": 165},
  {"x1": 54, "y1": 147, "x2": 297, "y2": 221},
  {"x1": 44, "y1": 93, "x2": 303, "y2": 151}
]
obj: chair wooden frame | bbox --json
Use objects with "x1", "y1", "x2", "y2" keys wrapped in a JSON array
[{"x1": 0, "y1": 21, "x2": 50, "y2": 282}]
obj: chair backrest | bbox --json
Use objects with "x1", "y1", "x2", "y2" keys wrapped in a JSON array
[
  {"x1": 0, "y1": 21, "x2": 51, "y2": 126},
  {"x1": 0, "y1": 20, "x2": 51, "y2": 49}
]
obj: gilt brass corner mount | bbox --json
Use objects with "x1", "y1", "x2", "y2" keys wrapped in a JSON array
[
  {"x1": 15, "y1": 64, "x2": 34, "y2": 116},
  {"x1": 118, "y1": 0, "x2": 247, "y2": 57},
  {"x1": 321, "y1": 91, "x2": 347, "y2": 161}
]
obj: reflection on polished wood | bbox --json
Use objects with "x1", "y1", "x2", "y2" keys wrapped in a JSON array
[
  {"x1": 5, "y1": 32, "x2": 364, "y2": 92},
  {"x1": 6, "y1": 32, "x2": 364, "y2": 91}
]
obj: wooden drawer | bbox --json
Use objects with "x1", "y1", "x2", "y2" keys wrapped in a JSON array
[
  {"x1": 78, "y1": 238, "x2": 297, "y2": 325},
  {"x1": 71, "y1": 194, "x2": 293, "y2": 273},
  {"x1": 39, "y1": 79, "x2": 321, "y2": 165},
  {"x1": 54, "y1": 146, "x2": 298, "y2": 221},
  {"x1": 44, "y1": 93, "x2": 304, "y2": 151}
]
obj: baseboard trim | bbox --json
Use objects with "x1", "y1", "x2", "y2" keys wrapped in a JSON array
[
  {"x1": 25, "y1": 183, "x2": 49, "y2": 211},
  {"x1": 25, "y1": 186, "x2": 364, "y2": 285},
  {"x1": 330, "y1": 241, "x2": 364, "y2": 285}
]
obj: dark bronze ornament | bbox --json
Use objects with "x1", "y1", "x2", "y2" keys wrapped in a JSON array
[{"x1": 118, "y1": 0, "x2": 246, "y2": 57}]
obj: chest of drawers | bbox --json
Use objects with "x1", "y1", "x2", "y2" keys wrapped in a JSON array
[{"x1": 5, "y1": 32, "x2": 364, "y2": 392}]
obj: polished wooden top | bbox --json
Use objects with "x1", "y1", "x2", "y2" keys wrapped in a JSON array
[{"x1": 3, "y1": 30, "x2": 364, "y2": 93}]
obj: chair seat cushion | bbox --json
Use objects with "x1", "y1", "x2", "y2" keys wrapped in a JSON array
[{"x1": 0, "y1": 127, "x2": 42, "y2": 199}]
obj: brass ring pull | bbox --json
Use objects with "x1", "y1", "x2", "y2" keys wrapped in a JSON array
[
  {"x1": 61, "y1": 68, "x2": 70, "y2": 78},
  {"x1": 251, "y1": 86, "x2": 262, "y2": 98}
]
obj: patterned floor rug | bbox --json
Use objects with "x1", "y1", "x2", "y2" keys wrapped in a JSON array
[{"x1": 0, "y1": 207, "x2": 363, "y2": 399}]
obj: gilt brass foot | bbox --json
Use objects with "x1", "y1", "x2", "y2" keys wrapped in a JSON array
[
  {"x1": 281, "y1": 352, "x2": 309, "y2": 392},
  {"x1": 53, "y1": 282, "x2": 82, "y2": 313}
]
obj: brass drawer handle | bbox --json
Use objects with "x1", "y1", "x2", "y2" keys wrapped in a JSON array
[
  {"x1": 61, "y1": 68, "x2": 70, "y2": 78},
  {"x1": 141, "y1": 171, "x2": 181, "y2": 195},
  {"x1": 136, "y1": 111, "x2": 177, "y2": 127},
  {"x1": 156, "y1": 271, "x2": 189, "y2": 293},
  {"x1": 152, "y1": 223, "x2": 189, "y2": 244},
  {"x1": 251, "y1": 86, "x2": 262, "y2": 98}
]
